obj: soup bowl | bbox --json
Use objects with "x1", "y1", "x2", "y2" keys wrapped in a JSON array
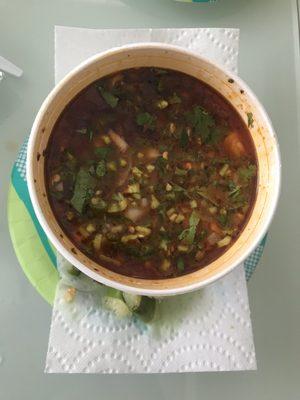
[{"x1": 27, "y1": 43, "x2": 281, "y2": 296}]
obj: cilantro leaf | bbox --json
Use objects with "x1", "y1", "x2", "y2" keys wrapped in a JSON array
[
  {"x1": 90, "y1": 198, "x2": 107, "y2": 211},
  {"x1": 169, "y1": 93, "x2": 182, "y2": 104},
  {"x1": 228, "y1": 181, "x2": 241, "y2": 199},
  {"x1": 94, "y1": 146, "x2": 112, "y2": 159},
  {"x1": 119, "y1": 243, "x2": 155, "y2": 259},
  {"x1": 155, "y1": 156, "x2": 168, "y2": 176},
  {"x1": 185, "y1": 107, "x2": 226, "y2": 144},
  {"x1": 71, "y1": 168, "x2": 96, "y2": 213},
  {"x1": 195, "y1": 187, "x2": 219, "y2": 206},
  {"x1": 209, "y1": 126, "x2": 226, "y2": 144},
  {"x1": 98, "y1": 86, "x2": 119, "y2": 108},
  {"x1": 159, "y1": 144, "x2": 168, "y2": 152},
  {"x1": 76, "y1": 127, "x2": 94, "y2": 141},
  {"x1": 179, "y1": 129, "x2": 189, "y2": 148},
  {"x1": 189, "y1": 210, "x2": 200, "y2": 227},
  {"x1": 218, "y1": 213, "x2": 229, "y2": 227},
  {"x1": 87, "y1": 128, "x2": 94, "y2": 141},
  {"x1": 247, "y1": 112, "x2": 254, "y2": 128},
  {"x1": 178, "y1": 229, "x2": 190, "y2": 242},
  {"x1": 136, "y1": 112, "x2": 156, "y2": 130},
  {"x1": 175, "y1": 167, "x2": 188, "y2": 176},
  {"x1": 178, "y1": 211, "x2": 200, "y2": 245},
  {"x1": 238, "y1": 164, "x2": 257, "y2": 181},
  {"x1": 172, "y1": 183, "x2": 186, "y2": 192},
  {"x1": 177, "y1": 257, "x2": 185, "y2": 272},
  {"x1": 185, "y1": 106, "x2": 216, "y2": 142},
  {"x1": 96, "y1": 160, "x2": 106, "y2": 177},
  {"x1": 157, "y1": 79, "x2": 164, "y2": 93},
  {"x1": 170, "y1": 183, "x2": 191, "y2": 200}
]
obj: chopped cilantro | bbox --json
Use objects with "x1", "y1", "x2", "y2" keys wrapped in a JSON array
[
  {"x1": 169, "y1": 93, "x2": 182, "y2": 104},
  {"x1": 195, "y1": 187, "x2": 219, "y2": 206},
  {"x1": 209, "y1": 126, "x2": 226, "y2": 144},
  {"x1": 98, "y1": 86, "x2": 119, "y2": 108},
  {"x1": 87, "y1": 128, "x2": 94, "y2": 141},
  {"x1": 157, "y1": 203, "x2": 168, "y2": 219},
  {"x1": 238, "y1": 164, "x2": 257, "y2": 181},
  {"x1": 199, "y1": 230, "x2": 207, "y2": 241},
  {"x1": 157, "y1": 79, "x2": 164, "y2": 93},
  {"x1": 159, "y1": 144, "x2": 168, "y2": 152},
  {"x1": 136, "y1": 112, "x2": 156, "y2": 130},
  {"x1": 172, "y1": 183, "x2": 186, "y2": 192},
  {"x1": 189, "y1": 211, "x2": 200, "y2": 226},
  {"x1": 155, "y1": 156, "x2": 168, "y2": 176},
  {"x1": 120, "y1": 243, "x2": 155, "y2": 259},
  {"x1": 70, "y1": 167, "x2": 96, "y2": 214},
  {"x1": 247, "y1": 112, "x2": 254, "y2": 128},
  {"x1": 218, "y1": 213, "x2": 229, "y2": 227},
  {"x1": 170, "y1": 183, "x2": 191, "y2": 200},
  {"x1": 177, "y1": 257, "x2": 185, "y2": 272},
  {"x1": 76, "y1": 127, "x2": 94, "y2": 141},
  {"x1": 96, "y1": 160, "x2": 106, "y2": 177},
  {"x1": 178, "y1": 211, "x2": 200, "y2": 245},
  {"x1": 185, "y1": 106, "x2": 215, "y2": 143},
  {"x1": 175, "y1": 167, "x2": 188, "y2": 176},
  {"x1": 179, "y1": 129, "x2": 189, "y2": 148},
  {"x1": 90, "y1": 198, "x2": 107, "y2": 211},
  {"x1": 211, "y1": 157, "x2": 229, "y2": 165},
  {"x1": 185, "y1": 106, "x2": 226, "y2": 144},
  {"x1": 94, "y1": 146, "x2": 112, "y2": 159},
  {"x1": 64, "y1": 151, "x2": 77, "y2": 170},
  {"x1": 228, "y1": 181, "x2": 241, "y2": 199}
]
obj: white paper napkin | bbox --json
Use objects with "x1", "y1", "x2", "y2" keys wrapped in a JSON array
[{"x1": 45, "y1": 26, "x2": 256, "y2": 373}]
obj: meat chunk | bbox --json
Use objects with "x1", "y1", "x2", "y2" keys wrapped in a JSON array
[{"x1": 224, "y1": 132, "x2": 246, "y2": 158}]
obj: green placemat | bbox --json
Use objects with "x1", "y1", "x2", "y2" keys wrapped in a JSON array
[
  {"x1": 8, "y1": 139, "x2": 59, "y2": 304},
  {"x1": 8, "y1": 139, "x2": 266, "y2": 305}
]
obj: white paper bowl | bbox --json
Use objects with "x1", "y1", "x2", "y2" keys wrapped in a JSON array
[{"x1": 27, "y1": 43, "x2": 281, "y2": 296}]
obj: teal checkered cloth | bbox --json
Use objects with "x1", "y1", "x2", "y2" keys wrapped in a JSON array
[{"x1": 244, "y1": 236, "x2": 267, "y2": 280}]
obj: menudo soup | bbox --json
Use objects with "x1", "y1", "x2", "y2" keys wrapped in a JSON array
[{"x1": 46, "y1": 67, "x2": 257, "y2": 279}]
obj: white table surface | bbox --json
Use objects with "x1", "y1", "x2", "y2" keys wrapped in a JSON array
[{"x1": 0, "y1": 0, "x2": 299, "y2": 398}]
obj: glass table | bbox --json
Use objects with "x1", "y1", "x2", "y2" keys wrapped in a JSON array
[{"x1": 0, "y1": 0, "x2": 299, "y2": 398}]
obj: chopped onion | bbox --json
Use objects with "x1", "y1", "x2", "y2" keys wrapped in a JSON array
[
  {"x1": 140, "y1": 198, "x2": 149, "y2": 208},
  {"x1": 124, "y1": 198, "x2": 149, "y2": 222},
  {"x1": 217, "y1": 236, "x2": 232, "y2": 248},
  {"x1": 124, "y1": 207, "x2": 146, "y2": 222},
  {"x1": 116, "y1": 155, "x2": 132, "y2": 187}
]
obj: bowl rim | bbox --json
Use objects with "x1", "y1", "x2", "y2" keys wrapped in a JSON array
[{"x1": 27, "y1": 42, "x2": 281, "y2": 296}]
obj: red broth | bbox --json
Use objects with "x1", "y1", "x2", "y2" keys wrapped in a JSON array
[{"x1": 45, "y1": 67, "x2": 257, "y2": 279}]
